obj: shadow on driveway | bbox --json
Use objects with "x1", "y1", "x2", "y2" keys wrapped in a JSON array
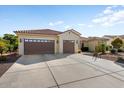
[
  {"x1": 115, "y1": 57, "x2": 124, "y2": 68},
  {"x1": 0, "y1": 53, "x2": 20, "y2": 77},
  {"x1": 16, "y1": 54, "x2": 72, "y2": 65}
]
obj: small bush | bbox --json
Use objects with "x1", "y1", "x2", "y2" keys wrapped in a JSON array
[
  {"x1": 0, "y1": 56, "x2": 7, "y2": 61},
  {"x1": 100, "y1": 44, "x2": 106, "y2": 54},
  {"x1": 116, "y1": 57, "x2": 124, "y2": 63},
  {"x1": 106, "y1": 46, "x2": 109, "y2": 51},
  {"x1": 118, "y1": 48, "x2": 123, "y2": 52},
  {"x1": 109, "y1": 46, "x2": 112, "y2": 49},
  {"x1": 81, "y1": 47, "x2": 89, "y2": 52},
  {"x1": 111, "y1": 49, "x2": 117, "y2": 54},
  {"x1": 78, "y1": 51, "x2": 81, "y2": 53}
]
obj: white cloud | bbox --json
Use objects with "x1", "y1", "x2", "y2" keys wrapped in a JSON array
[
  {"x1": 92, "y1": 6, "x2": 124, "y2": 27},
  {"x1": 95, "y1": 6, "x2": 121, "y2": 17},
  {"x1": 48, "y1": 21, "x2": 64, "y2": 26},
  {"x1": 112, "y1": 5, "x2": 118, "y2": 8},
  {"x1": 88, "y1": 24, "x2": 94, "y2": 28},
  {"x1": 97, "y1": 6, "x2": 114, "y2": 17},
  {"x1": 103, "y1": 7, "x2": 113, "y2": 15},
  {"x1": 64, "y1": 25, "x2": 71, "y2": 29},
  {"x1": 77, "y1": 23, "x2": 85, "y2": 26}
]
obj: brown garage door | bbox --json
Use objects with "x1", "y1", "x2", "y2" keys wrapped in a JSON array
[
  {"x1": 63, "y1": 40, "x2": 75, "y2": 53},
  {"x1": 24, "y1": 39, "x2": 54, "y2": 55}
]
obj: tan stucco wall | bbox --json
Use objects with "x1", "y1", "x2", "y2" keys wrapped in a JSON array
[
  {"x1": 82, "y1": 36, "x2": 124, "y2": 52},
  {"x1": 88, "y1": 40, "x2": 98, "y2": 52},
  {"x1": 17, "y1": 33, "x2": 58, "y2": 55},
  {"x1": 106, "y1": 37, "x2": 124, "y2": 47},
  {"x1": 58, "y1": 31, "x2": 81, "y2": 53},
  {"x1": 106, "y1": 39, "x2": 113, "y2": 46},
  {"x1": 87, "y1": 40, "x2": 108, "y2": 52},
  {"x1": 81, "y1": 41, "x2": 88, "y2": 47},
  {"x1": 16, "y1": 31, "x2": 81, "y2": 55}
]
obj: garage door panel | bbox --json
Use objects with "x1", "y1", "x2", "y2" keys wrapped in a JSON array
[
  {"x1": 24, "y1": 39, "x2": 54, "y2": 55},
  {"x1": 63, "y1": 40, "x2": 74, "y2": 53}
]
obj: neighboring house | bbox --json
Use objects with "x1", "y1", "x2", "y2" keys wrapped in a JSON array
[
  {"x1": 81, "y1": 35, "x2": 124, "y2": 52},
  {"x1": 103, "y1": 35, "x2": 124, "y2": 46},
  {"x1": 87, "y1": 37, "x2": 109, "y2": 52},
  {"x1": 14, "y1": 29, "x2": 81, "y2": 55},
  {"x1": 80, "y1": 37, "x2": 88, "y2": 47},
  {"x1": 80, "y1": 36, "x2": 110, "y2": 52}
]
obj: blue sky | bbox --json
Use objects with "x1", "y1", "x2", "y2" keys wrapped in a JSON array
[{"x1": 0, "y1": 5, "x2": 124, "y2": 37}]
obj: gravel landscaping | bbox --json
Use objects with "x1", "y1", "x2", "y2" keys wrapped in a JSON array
[
  {"x1": 83, "y1": 52, "x2": 124, "y2": 62},
  {"x1": 0, "y1": 53, "x2": 20, "y2": 77}
]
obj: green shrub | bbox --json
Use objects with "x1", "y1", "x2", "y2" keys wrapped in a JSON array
[
  {"x1": 106, "y1": 46, "x2": 109, "y2": 51},
  {"x1": 100, "y1": 44, "x2": 106, "y2": 54},
  {"x1": 118, "y1": 48, "x2": 123, "y2": 52},
  {"x1": 81, "y1": 47, "x2": 89, "y2": 52},
  {"x1": 111, "y1": 49, "x2": 117, "y2": 54},
  {"x1": 95, "y1": 45, "x2": 100, "y2": 52},
  {"x1": 111, "y1": 38, "x2": 123, "y2": 49},
  {"x1": 95, "y1": 43, "x2": 106, "y2": 54},
  {"x1": 0, "y1": 56, "x2": 7, "y2": 61},
  {"x1": 78, "y1": 51, "x2": 81, "y2": 53},
  {"x1": 117, "y1": 57, "x2": 124, "y2": 63}
]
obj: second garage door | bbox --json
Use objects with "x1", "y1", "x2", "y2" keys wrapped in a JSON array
[
  {"x1": 24, "y1": 39, "x2": 55, "y2": 55},
  {"x1": 63, "y1": 40, "x2": 75, "y2": 53}
]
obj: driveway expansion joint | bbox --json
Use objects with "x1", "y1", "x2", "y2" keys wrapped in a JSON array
[
  {"x1": 48, "y1": 62, "x2": 81, "y2": 68},
  {"x1": 6, "y1": 66, "x2": 48, "y2": 74},
  {"x1": 45, "y1": 62, "x2": 59, "y2": 88},
  {"x1": 69, "y1": 56, "x2": 124, "y2": 82},
  {"x1": 1, "y1": 54, "x2": 124, "y2": 88}
]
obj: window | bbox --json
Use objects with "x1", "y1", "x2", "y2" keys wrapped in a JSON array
[
  {"x1": 71, "y1": 40, "x2": 75, "y2": 43},
  {"x1": 33, "y1": 40, "x2": 37, "y2": 42},
  {"x1": 25, "y1": 39, "x2": 28, "y2": 42},
  {"x1": 44, "y1": 40, "x2": 48, "y2": 42},
  {"x1": 29, "y1": 39, "x2": 33, "y2": 42},
  {"x1": 37, "y1": 40, "x2": 40, "y2": 42}
]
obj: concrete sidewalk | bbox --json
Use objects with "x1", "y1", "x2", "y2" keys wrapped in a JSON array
[{"x1": 0, "y1": 54, "x2": 124, "y2": 88}]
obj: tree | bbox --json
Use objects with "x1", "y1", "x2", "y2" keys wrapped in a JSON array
[
  {"x1": 95, "y1": 43, "x2": 106, "y2": 54},
  {"x1": 6, "y1": 44, "x2": 14, "y2": 53},
  {"x1": 0, "y1": 40, "x2": 6, "y2": 56},
  {"x1": 111, "y1": 38, "x2": 123, "y2": 49},
  {"x1": 3, "y1": 34, "x2": 18, "y2": 52},
  {"x1": 95, "y1": 45, "x2": 100, "y2": 53},
  {"x1": 100, "y1": 44, "x2": 106, "y2": 54},
  {"x1": 3, "y1": 34, "x2": 16, "y2": 44}
]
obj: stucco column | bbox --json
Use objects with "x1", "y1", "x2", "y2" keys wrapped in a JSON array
[{"x1": 18, "y1": 37, "x2": 24, "y2": 55}]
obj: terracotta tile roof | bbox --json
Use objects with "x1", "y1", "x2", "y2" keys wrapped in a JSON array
[
  {"x1": 103, "y1": 35, "x2": 124, "y2": 39},
  {"x1": 120, "y1": 35, "x2": 124, "y2": 39},
  {"x1": 65, "y1": 29, "x2": 81, "y2": 35},
  {"x1": 14, "y1": 29, "x2": 63, "y2": 35},
  {"x1": 88, "y1": 37, "x2": 109, "y2": 41},
  {"x1": 80, "y1": 37, "x2": 88, "y2": 41},
  {"x1": 103, "y1": 35, "x2": 117, "y2": 38}
]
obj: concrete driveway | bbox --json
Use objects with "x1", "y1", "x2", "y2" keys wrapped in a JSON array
[{"x1": 0, "y1": 54, "x2": 124, "y2": 88}]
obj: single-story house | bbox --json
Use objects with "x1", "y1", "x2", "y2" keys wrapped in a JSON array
[
  {"x1": 80, "y1": 37, "x2": 109, "y2": 52},
  {"x1": 103, "y1": 35, "x2": 124, "y2": 46},
  {"x1": 87, "y1": 37, "x2": 109, "y2": 51},
  {"x1": 14, "y1": 29, "x2": 81, "y2": 55},
  {"x1": 80, "y1": 37, "x2": 88, "y2": 47},
  {"x1": 81, "y1": 35, "x2": 124, "y2": 52}
]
